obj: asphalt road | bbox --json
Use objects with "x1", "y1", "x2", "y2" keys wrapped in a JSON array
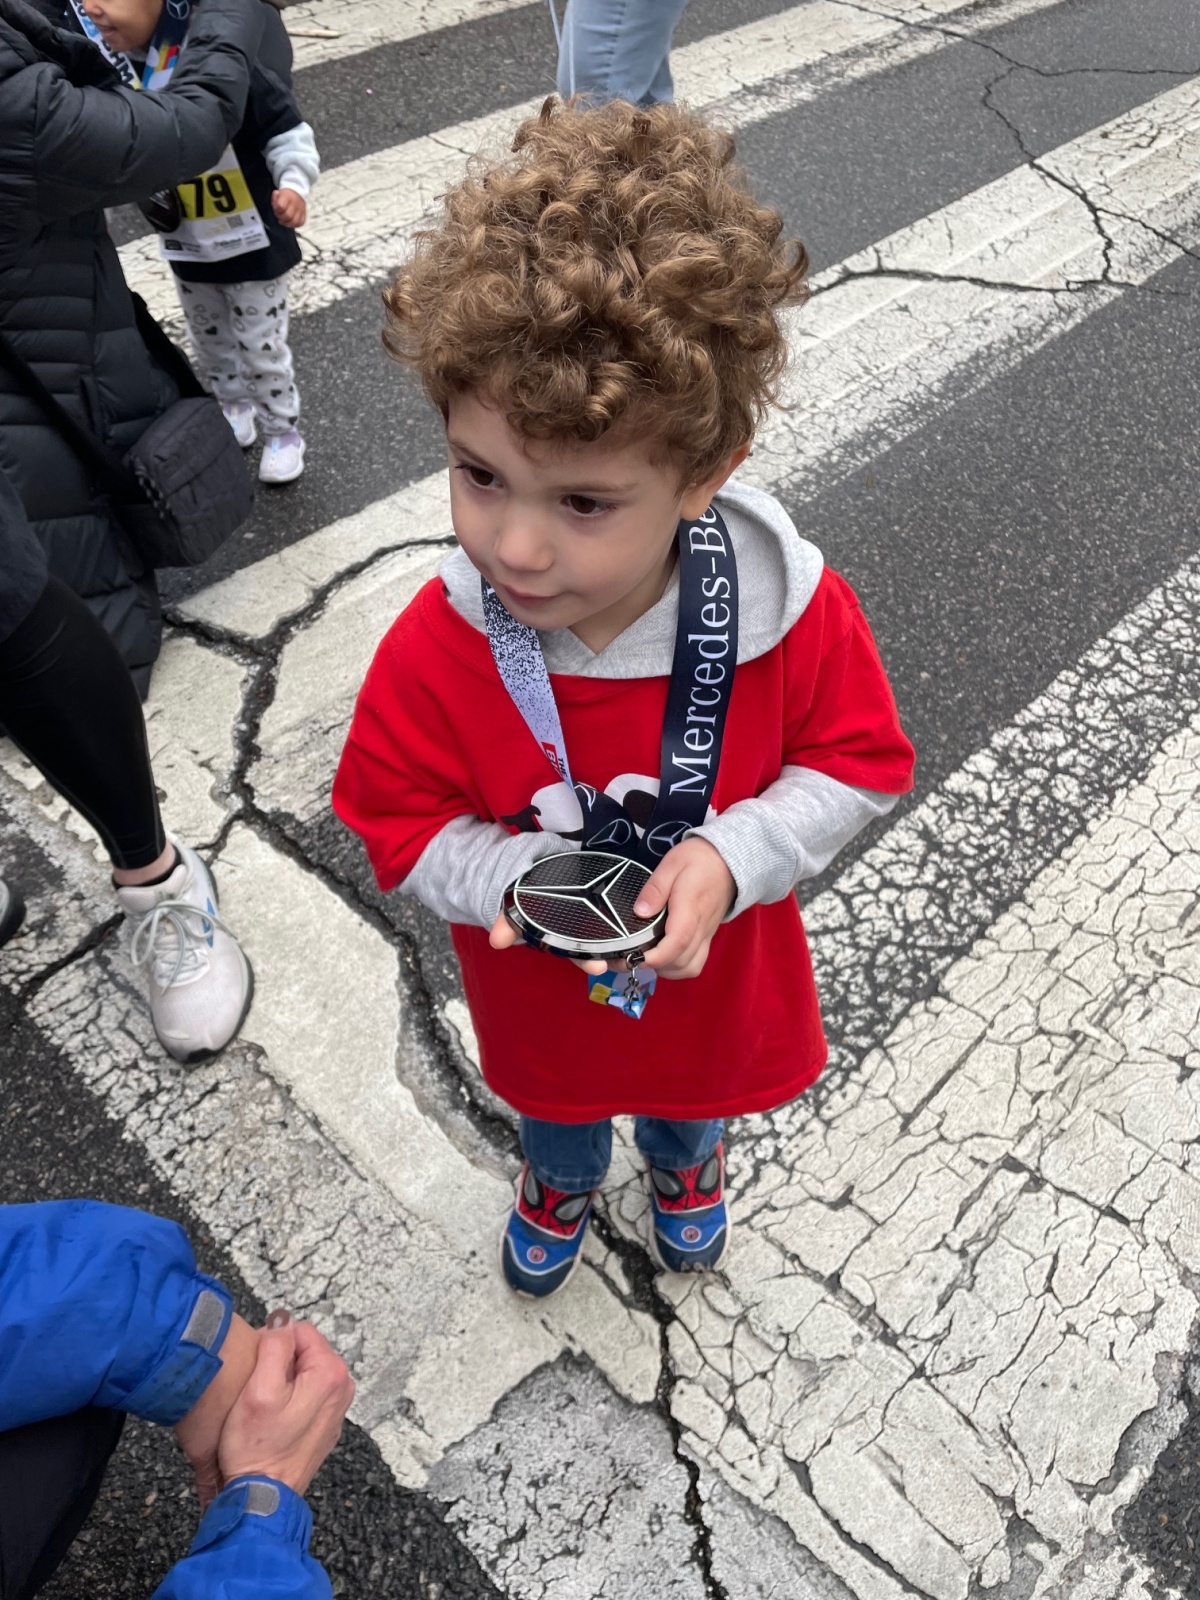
[{"x1": 4, "y1": 0, "x2": 1200, "y2": 1595}]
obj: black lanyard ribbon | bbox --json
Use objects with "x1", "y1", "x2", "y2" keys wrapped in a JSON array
[{"x1": 483, "y1": 503, "x2": 738, "y2": 867}]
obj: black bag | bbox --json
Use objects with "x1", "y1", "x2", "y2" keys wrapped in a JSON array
[{"x1": 0, "y1": 297, "x2": 253, "y2": 569}]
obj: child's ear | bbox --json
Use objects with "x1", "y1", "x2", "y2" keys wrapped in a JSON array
[{"x1": 678, "y1": 442, "x2": 752, "y2": 519}]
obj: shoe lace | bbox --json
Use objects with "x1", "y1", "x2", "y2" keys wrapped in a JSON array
[{"x1": 129, "y1": 897, "x2": 237, "y2": 988}]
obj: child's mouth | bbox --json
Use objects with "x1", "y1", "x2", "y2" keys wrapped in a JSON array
[{"x1": 500, "y1": 585, "x2": 559, "y2": 609}]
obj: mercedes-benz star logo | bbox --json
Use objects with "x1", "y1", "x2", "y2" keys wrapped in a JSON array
[
  {"x1": 644, "y1": 819, "x2": 691, "y2": 856},
  {"x1": 521, "y1": 857, "x2": 641, "y2": 936}
]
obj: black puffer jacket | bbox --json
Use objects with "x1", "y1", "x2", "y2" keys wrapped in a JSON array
[{"x1": 0, "y1": 0, "x2": 263, "y2": 693}]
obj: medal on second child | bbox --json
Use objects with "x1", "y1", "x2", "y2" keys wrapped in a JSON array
[
  {"x1": 502, "y1": 850, "x2": 663, "y2": 1018},
  {"x1": 490, "y1": 504, "x2": 739, "y2": 1018},
  {"x1": 69, "y1": 0, "x2": 269, "y2": 265}
]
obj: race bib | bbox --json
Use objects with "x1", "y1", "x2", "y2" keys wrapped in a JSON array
[
  {"x1": 67, "y1": 0, "x2": 269, "y2": 266},
  {"x1": 155, "y1": 145, "x2": 270, "y2": 265}
]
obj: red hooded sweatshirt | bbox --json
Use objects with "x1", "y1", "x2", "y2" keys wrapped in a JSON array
[{"x1": 333, "y1": 486, "x2": 914, "y2": 1122}]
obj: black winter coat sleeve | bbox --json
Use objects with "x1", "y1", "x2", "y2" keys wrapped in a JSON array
[
  {"x1": 245, "y1": 57, "x2": 303, "y2": 144},
  {"x1": 257, "y1": 0, "x2": 293, "y2": 87},
  {"x1": 0, "y1": 460, "x2": 48, "y2": 643},
  {"x1": 29, "y1": 0, "x2": 265, "y2": 219}
]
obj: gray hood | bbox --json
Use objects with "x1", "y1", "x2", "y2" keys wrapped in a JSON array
[{"x1": 438, "y1": 476, "x2": 823, "y2": 678}]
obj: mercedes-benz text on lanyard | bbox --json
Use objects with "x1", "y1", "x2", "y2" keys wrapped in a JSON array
[
  {"x1": 483, "y1": 504, "x2": 739, "y2": 868},
  {"x1": 69, "y1": 0, "x2": 269, "y2": 266}
]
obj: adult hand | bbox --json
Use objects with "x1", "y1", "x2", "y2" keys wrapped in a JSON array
[
  {"x1": 271, "y1": 188, "x2": 307, "y2": 227},
  {"x1": 218, "y1": 1319, "x2": 355, "y2": 1497},
  {"x1": 174, "y1": 1313, "x2": 259, "y2": 1510}
]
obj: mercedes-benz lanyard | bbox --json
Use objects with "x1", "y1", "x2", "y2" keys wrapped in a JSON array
[
  {"x1": 69, "y1": 0, "x2": 269, "y2": 265},
  {"x1": 483, "y1": 504, "x2": 739, "y2": 868}
]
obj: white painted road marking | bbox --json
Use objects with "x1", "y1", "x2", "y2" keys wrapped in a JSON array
[
  {"x1": 5, "y1": 653, "x2": 1196, "y2": 1597},
  {"x1": 180, "y1": 73, "x2": 1200, "y2": 646},
  {"x1": 660, "y1": 712, "x2": 1200, "y2": 1599},
  {"x1": 179, "y1": 473, "x2": 455, "y2": 640},
  {"x1": 8, "y1": 5, "x2": 1200, "y2": 1596},
  {"x1": 280, "y1": 0, "x2": 1057, "y2": 75},
  {"x1": 714, "y1": 0, "x2": 1070, "y2": 133},
  {"x1": 283, "y1": 0, "x2": 544, "y2": 70},
  {"x1": 185, "y1": 75, "x2": 1200, "y2": 845},
  {"x1": 745, "y1": 75, "x2": 1200, "y2": 499},
  {"x1": 120, "y1": 0, "x2": 1071, "y2": 329}
]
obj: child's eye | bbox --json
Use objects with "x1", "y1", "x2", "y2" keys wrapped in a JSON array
[
  {"x1": 564, "y1": 494, "x2": 612, "y2": 518},
  {"x1": 457, "y1": 464, "x2": 498, "y2": 490}
]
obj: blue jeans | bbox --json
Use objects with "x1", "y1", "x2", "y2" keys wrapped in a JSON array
[
  {"x1": 521, "y1": 1115, "x2": 723, "y2": 1193},
  {"x1": 555, "y1": 0, "x2": 692, "y2": 106}
]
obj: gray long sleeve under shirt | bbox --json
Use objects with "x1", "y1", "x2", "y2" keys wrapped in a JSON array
[{"x1": 400, "y1": 477, "x2": 899, "y2": 926}]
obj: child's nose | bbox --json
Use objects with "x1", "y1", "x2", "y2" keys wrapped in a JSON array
[{"x1": 493, "y1": 511, "x2": 554, "y2": 574}]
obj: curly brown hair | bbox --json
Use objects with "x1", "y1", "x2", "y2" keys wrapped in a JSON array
[{"x1": 383, "y1": 97, "x2": 809, "y2": 486}]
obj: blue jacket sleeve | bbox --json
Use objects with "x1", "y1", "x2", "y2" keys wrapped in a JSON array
[
  {"x1": 0, "y1": 1200, "x2": 234, "y2": 1429},
  {"x1": 152, "y1": 1479, "x2": 332, "y2": 1600}
]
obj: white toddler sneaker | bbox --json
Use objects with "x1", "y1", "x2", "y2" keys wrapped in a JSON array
[
  {"x1": 117, "y1": 839, "x2": 254, "y2": 1064},
  {"x1": 259, "y1": 429, "x2": 305, "y2": 484},
  {"x1": 221, "y1": 400, "x2": 258, "y2": 449}
]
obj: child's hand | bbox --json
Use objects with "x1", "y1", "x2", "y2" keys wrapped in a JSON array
[
  {"x1": 489, "y1": 839, "x2": 735, "y2": 980},
  {"x1": 272, "y1": 188, "x2": 307, "y2": 227},
  {"x1": 489, "y1": 909, "x2": 612, "y2": 975},
  {"x1": 634, "y1": 837, "x2": 735, "y2": 980}
]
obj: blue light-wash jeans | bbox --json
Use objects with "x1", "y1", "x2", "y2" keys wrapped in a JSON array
[
  {"x1": 555, "y1": 0, "x2": 692, "y2": 106},
  {"x1": 521, "y1": 1115, "x2": 723, "y2": 1193}
]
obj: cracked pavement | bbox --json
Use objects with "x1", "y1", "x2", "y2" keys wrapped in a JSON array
[{"x1": 5, "y1": 0, "x2": 1200, "y2": 1594}]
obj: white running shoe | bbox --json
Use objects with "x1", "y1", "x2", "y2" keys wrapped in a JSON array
[
  {"x1": 0, "y1": 878, "x2": 25, "y2": 947},
  {"x1": 221, "y1": 400, "x2": 258, "y2": 448},
  {"x1": 117, "y1": 840, "x2": 253, "y2": 1064},
  {"x1": 259, "y1": 429, "x2": 305, "y2": 484}
]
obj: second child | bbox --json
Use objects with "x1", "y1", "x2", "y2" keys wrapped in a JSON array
[
  {"x1": 75, "y1": 0, "x2": 319, "y2": 483},
  {"x1": 334, "y1": 100, "x2": 915, "y2": 1298}
]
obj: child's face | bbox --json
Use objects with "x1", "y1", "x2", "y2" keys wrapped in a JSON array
[
  {"x1": 447, "y1": 392, "x2": 746, "y2": 651},
  {"x1": 81, "y1": 0, "x2": 163, "y2": 53}
]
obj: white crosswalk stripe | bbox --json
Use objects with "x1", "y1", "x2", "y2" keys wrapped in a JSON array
[
  {"x1": 179, "y1": 74, "x2": 1200, "y2": 651},
  {"x1": 9, "y1": 558, "x2": 1199, "y2": 1597},
  {"x1": 5, "y1": 3, "x2": 1200, "y2": 1596},
  {"x1": 716, "y1": 0, "x2": 1067, "y2": 131},
  {"x1": 119, "y1": 0, "x2": 1072, "y2": 329},
  {"x1": 747, "y1": 76, "x2": 1200, "y2": 497},
  {"x1": 282, "y1": 0, "x2": 544, "y2": 70}
]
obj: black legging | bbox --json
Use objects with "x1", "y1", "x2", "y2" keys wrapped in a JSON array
[
  {"x1": 0, "y1": 1408, "x2": 125, "y2": 1600},
  {"x1": 0, "y1": 576, "x2": 165, "y2": 871}
]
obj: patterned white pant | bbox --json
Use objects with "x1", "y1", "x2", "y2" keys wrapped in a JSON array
[{"x1": 175, "y1": 274, "x2": 300, "y2": 434}]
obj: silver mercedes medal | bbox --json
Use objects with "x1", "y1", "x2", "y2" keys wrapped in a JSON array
[{"x1": 503, "y1": 850, "x2": 667, "y2": 960}]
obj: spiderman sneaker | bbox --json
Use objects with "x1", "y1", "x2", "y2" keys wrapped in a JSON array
[
  {"x1": 647, "y1": 1143, "x2": 730, "y2": 1273},
  {"x1": 501, "y1": 1164, "x2": 596, "y2": 1299}
]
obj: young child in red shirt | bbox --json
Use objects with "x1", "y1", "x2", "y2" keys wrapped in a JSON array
[{"x1": 333, "y1": 99, "x2": 915, "y2": 1298}]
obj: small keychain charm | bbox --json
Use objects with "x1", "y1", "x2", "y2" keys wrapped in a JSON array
[
  {"x1": 586, "y1": 948, "x2": 657, "y2": 1019},
  {"x1": 623, "y1": 949, "x2": 645, "y2": 1010}
]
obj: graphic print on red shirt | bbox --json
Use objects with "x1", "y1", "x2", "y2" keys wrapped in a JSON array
[{"x1": 333, "y1": 568, "x2": 915, "y2": 1123}]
